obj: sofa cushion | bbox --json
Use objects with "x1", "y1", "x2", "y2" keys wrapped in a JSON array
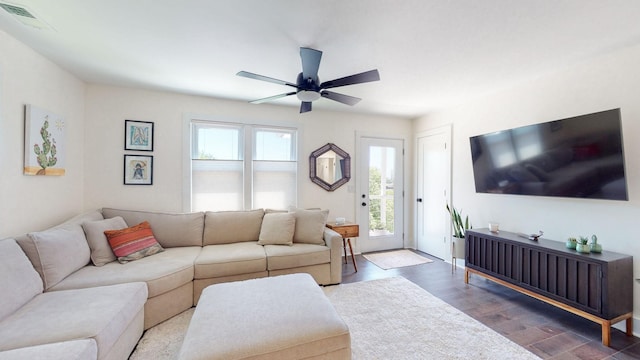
[
  {"x1": 258, "y1": 213, "x2": 295, "y2": 246},
  {"x1": 291, "y1": 209, "x2": 329, "y2": 245},
  {"x1": 82, "y1": 216, "x2": 128, "y2": 266},
  {"x1": 104, "y1": 221, "x2": 164, "y2": 263},
  {"x1": 15, "y1": 211, "x2": 102, "y2": 291},
  {"x1": 102, "y1": 208, "x2": 204, "y2": 247},
  {"x1": 0, "y1": 239, "x2": 43, "y2": 322},
  {"x1": 49, "y1": 247, "x2": 200, "y2": 298},
  {"x1": 0, "y1": 282, "x2": 147, "y2": 358},
  {"x1": 264, "y1": 243, "x2": 331, "y2": 270},
  {"x1": 203, "y1": 209, "x2": 264, "y2": 245},
  {"x1": 25, "y1": 226, "x2": 91, "y2": 290},
  {"x1": 0, "y1": 339, "x2": 97, "y2": 360},
  {"x1": 195, "y1": 242, "x2": 267, "y2": 279}
]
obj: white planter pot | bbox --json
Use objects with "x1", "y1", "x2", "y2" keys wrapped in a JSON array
[{"x1": 452, "y1": 236, "x2": 466, "y2": 258}]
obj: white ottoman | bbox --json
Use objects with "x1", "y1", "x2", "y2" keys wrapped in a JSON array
[{"x1": 179, "y1": 273, "x2": 351, "y2": 360}]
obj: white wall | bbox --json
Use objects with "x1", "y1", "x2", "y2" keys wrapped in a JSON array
[
  {"x1": 414, "y1": 43, "x2": 640, "y2": 324},
  {"x1": 0, "y1": 30, "x2": 86, "y2": 238},
  {"x1": 84, "y1": 84, "x2": 413, "y2": 248}
]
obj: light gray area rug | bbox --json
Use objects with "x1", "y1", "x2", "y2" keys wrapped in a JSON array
[
  {"x1": 130, "y1": 277, "x2": 539, "y2": 359},
  {"x1": 363, "y1": 249, "x2": 433, "y2": 269}
]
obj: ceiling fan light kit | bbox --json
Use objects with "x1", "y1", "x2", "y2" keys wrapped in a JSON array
[{"x1": 237, "y1": 47, "x2": 380, "y2": 113}]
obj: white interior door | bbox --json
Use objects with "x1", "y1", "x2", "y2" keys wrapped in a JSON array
[
  {"x1": 357, "y1": 137, "x2": 404, "y2": 253},
  {"x1": 416, "y1": 126, "x2": 451, "y2": 260}
]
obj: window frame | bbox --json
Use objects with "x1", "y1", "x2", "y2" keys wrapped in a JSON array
[{"x1": 183, "y1": 114, "x2": 301, "y2": 212}]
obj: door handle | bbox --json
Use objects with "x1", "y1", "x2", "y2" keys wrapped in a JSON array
[
  {"x1": 361, "y1": 202, "x2": 367, "y2": 207},
  {"x1": 417, "y1": 198, "x2": 423, "y2": 202}
]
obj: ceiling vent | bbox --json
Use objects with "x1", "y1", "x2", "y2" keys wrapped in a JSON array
[{"x1": 0, "y1": 2, "x2": 53, "y2": 30}]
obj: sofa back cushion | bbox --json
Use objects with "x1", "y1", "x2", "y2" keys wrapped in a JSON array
[
  {"x1": 25, "y1": 226, "x2": 91, "y2": 290},
  {"x1": 258, "y1": 213, "x2": 295, "y2": 246},
  {"x1": 0, "y1": 238, "x2": 44, "y2": 321},
  {"x1": 102, "y1": 208, "x2": 204, "y2": 247},
  {"x1": 82, "y1": 216, "x2": 129, "y2": 266},
  {"x1": 292, "y1": 209, "x2": 329, "y2": 245},
  {"x1": 204, "y1": 209, "x2": 264, "y2": 245}
]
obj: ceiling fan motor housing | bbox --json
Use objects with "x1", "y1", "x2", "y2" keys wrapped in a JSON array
[{"x1": 296, "y1": 72, "x2": 321, "y2": 101}]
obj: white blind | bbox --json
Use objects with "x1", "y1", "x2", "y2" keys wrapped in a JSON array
[
  {"x1": 192, "y1": 160, "x2": 243, "y2": 211},
  {"x1": 252, "y1": 160, "x2": 297, "y2": 210}
]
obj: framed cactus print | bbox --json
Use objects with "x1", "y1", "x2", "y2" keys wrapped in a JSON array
[
  {"x1": 24, "y1": 105, "x2": 66, "y2": 176},
  {"x1": 124, "y1": 120, "x2": 154, "y2": 151},
  {"x1": 124, "y1": 154, "x2": 153, "y2": 185}
]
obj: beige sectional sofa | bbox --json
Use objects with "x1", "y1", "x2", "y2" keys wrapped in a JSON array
[{"x1": 0, "y1": 207, "x2": 343, "y2": 360}]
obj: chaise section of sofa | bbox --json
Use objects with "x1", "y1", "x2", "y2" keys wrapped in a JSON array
[
  {"x1": 0, "y1": 238, "x2": 147, "y2": 360},
  {"x1": 0, "y1": 339, "x2": 97, "y2": 360},
  {"x1": 100, "y1": 208, "x2": 204, "y2": 328}
]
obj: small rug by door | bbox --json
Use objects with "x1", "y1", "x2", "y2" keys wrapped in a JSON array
[{"x1": 363, "y1": 249, "x2": 433, "y2": 269}]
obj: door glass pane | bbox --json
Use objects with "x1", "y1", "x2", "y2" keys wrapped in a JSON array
[{"x1": 368, "y1": 146, "x2": 395, "y2": 236}]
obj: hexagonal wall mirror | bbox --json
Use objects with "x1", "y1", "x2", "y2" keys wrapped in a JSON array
[{"x1": 309, "y1": 143, "x2": 351, "y2": 191}]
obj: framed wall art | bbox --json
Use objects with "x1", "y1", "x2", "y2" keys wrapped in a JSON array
[
  {"x1": 24, "y1": 104, "x2": 66, "y2": 176},
  {"x1": 124, "y1": 154, "x2": 153, "y2": 185},
  {"x1": 124, "y1": 120, "x2": 154, "y2": 151}
]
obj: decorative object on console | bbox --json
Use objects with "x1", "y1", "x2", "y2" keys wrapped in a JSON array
[
  {"x1": 576, "y1": 236, "x2": 591, "y2": 253},
  {"x1": 309, "y1": 143, "x2": 350, "y2": 191},
  {"x1": 488, "y1": 222, "x2": 499, "y2": 233},
  {"x1": 517, "y1": 230, "x2": 544, "y2": 241},
  {"x1": 124, "y1": 154, "x2": 153, "y2": 185},
  {"x1": 590, "y1": 234, "x2": 602, "y2": 253},
  {"x1": 124, "y1": 120, "x2": 154, "y2": 151},
  {"x1": 24, "y1": 104, "x2": 66, "y2": 176},
  {"x1": 566, "y1": 237, "x2": 577, "y2": 249}
]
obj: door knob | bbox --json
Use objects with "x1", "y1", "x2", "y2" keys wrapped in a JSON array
[
  {"x1": 417, "y1": 198, "x2": 423, "y2": 202},
  {"x1": 361, "y1": 202, "x2": 367, "y2": 207}
]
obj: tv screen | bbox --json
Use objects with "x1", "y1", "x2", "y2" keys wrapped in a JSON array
[{"x1": 469, "y1": 109, "x2": 628, "y2": 200}]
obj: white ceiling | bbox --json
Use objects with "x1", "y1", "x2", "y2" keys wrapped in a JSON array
[{"x1": 2, "y1": 1, "x2": 640, "y2": 118}]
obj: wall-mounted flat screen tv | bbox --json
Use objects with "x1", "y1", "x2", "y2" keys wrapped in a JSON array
[{"x1": 469, "y1": 109, "x2": 628, "y2": 200}]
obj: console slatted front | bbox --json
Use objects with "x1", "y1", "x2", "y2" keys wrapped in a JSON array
[{"x1": 464, "y1": 229, "x2": 632, "y2": 346}]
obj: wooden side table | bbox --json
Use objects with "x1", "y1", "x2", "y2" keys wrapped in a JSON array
[{"x1": 326, "y1": 222, "x2": 359, "y2": 272}]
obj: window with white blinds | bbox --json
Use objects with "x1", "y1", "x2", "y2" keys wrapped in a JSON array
[{"x1": 190, "y1": 121, "x2": 297, "y2": 211}]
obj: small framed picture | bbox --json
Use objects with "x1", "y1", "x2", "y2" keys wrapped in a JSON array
[
  {"x1": 124, "y1": 155, "x2": 153, "y2": 185},
  {"x1": 124, "y1": 120, "x2": 154, "y2": 151}
]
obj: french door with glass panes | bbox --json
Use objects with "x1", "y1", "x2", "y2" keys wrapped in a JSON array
[{"x1": 357, "y1": 137, "x2": 404, "y2": 253}]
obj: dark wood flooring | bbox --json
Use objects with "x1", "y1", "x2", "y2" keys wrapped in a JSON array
[{"x1": 340, "y1": 250, "x2": 640, "y2": 359}]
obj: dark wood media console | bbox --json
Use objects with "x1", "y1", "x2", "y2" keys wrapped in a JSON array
[{"x1": 465, "y1": 229, "x2": 633, "y2": 346}]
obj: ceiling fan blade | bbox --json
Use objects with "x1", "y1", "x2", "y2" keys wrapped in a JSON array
[
  {"x1": 300, "y1": 47, "x2": 322, "y2": 81},
  {"x1": 250, "y1": 92, "x2": 296, "y2": 104},
  {"x1": 320, "y1": 69, "x2": 380, "y2": 89},
  {"x1": 321, "y1": 91, "x2": 361, "y2": 106},
  {"x1": 236, "y1": 71, "x2": 298, "y2": 88},
  {"x1": 300, "y1": 101, "x2": 312, "y2": 113}
]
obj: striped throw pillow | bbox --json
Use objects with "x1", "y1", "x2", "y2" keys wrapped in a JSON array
[{"x1": 104, "y1": 221, "x2": 164, "y2": 263}]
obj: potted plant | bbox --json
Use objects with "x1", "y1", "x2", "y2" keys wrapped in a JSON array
[
  {"x1": 446, "y1": 204, "x2": 471, "y2": 258},
  {"x1": 566, "y1": 237, "x2": 577, "y2": 250},
  {"x1": 576, "y1": 236, "x2": 590, "y2": 254}
]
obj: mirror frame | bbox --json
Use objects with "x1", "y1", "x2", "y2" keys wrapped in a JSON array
[{"x1": 309, "y1": 143, "x2": 351, "y2": 192}]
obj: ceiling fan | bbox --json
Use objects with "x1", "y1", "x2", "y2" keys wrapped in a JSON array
[{"x1": 237, "y1": 47, "x2": 380, "y2": 113}]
